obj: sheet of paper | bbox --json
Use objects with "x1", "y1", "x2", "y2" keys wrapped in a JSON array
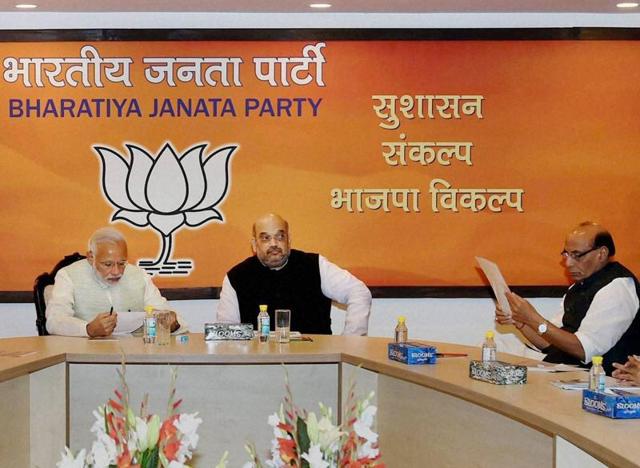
[
  {"x1": 113, "y1": 311, "x2": 145, "y2": 335},
  {"x1": 528, "y1": 363, "x2": 585, "y2": 373},
  {"x1": 476, "y1": 256, "x2": 512, "y2": 314},
  {"x1": 551, "y1": 378, "x2": 640, "y2": 391}
]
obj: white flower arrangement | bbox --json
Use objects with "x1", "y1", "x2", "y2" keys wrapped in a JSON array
[
  {"x1": 241, "y1": 377, "x2": 384, "y2": 468},
  {"x1": 56, "y1": 362, "x2": 202, "y2": 468}
]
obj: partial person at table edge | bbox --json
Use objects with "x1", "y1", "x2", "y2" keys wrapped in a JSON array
[
  {"x1": 495, "y1": 221, "x2": 640, "y2": 375},
  {"x1": 216, "y1": 213, "x2": 372, "y2": 335},
  {"x1": 612, "y1": 355, "x2": 640, "y2": 385},
  {"x1": 46, "y1": 226, "x2": 184, "y2": 337}
]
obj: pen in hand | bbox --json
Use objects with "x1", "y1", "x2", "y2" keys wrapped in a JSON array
[{"x1": 109, "y1": 306, "x2": 113, "y2": 315}]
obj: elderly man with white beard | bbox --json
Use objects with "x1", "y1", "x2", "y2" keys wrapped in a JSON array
[
  {"x1": 46, "y1": 227, "x2": 181, "y2": 337},
  {"x1": 216, "y1": 213, "x2": 372, "y2": 335}
]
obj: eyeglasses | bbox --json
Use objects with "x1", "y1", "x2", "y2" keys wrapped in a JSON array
[
  {"x1": 98, "y1": 260, "x2": 127, "y2": 270},
  {"x1": 560, "y1": 246, "x2": 599, "y2": 260},
  {"x1": 257, "y1": 233, "x2": 287, "y2": 243}
]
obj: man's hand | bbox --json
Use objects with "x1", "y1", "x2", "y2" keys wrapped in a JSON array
[
  {"x1": 505, "y1": 291, "x2": 543, "y2": 327},
  {"x1": 86, "y1": 312, "x2": 117, "y2": 337},
  {"x1": 495, "y1": 302, "x2": 518, "y2": 326},
  {"x1": 612, "y1": 356, "x2": 640, "y2": 385},
  {"x1": 168, "y1": 311, "x2": 179, "y2": 332}
]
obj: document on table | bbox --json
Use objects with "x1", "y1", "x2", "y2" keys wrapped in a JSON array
[
  {"x1": 528, "y1": 363, "x2": 584, "y2": 373},
  {"x1": 113, "y1": 311, "x2": 146, "y2": 335},
  {"x1": 107, "y1": 311, "x2": 188, "y2": 337},
  {"x1": 551, "y1": 378, "x2": 640, "y2": 392},
  {"x1": 475, "y1": 256, "x2": 512, "y2": 314}
]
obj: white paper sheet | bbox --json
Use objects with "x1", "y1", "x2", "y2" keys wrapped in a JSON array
[
  {"x1": 113, "y1": 311, "x2": 146, "y2": 335},
  {"x1": 476, "y1": 256, "x2": 512, "y2": 314},
  {"x1": 551, "y1": 378, "x2": 640, "y2": 392},
  {"x1": 528, "y1": 363, "x2": 585, "y2": 373}
]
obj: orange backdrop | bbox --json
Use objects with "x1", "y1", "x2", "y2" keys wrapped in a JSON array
[{"x1": 1, "y1": 40, "x2": 639, "y2": 290}]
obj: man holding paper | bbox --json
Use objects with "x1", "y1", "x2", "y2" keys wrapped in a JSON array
[
  {"x1": 495, "y1": 222, "x2": 640, "y2": 374},
  {"x1": 46, "y1": 227, "x2": 181, "y2": 337}
]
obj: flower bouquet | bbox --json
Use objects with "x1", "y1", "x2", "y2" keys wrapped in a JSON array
[
  {"x1": 57, "y1": 362, "x2": 202, "y2": 468},
  {"x1": 243, "y1": 377, "x2": 384, "y2": 468}
]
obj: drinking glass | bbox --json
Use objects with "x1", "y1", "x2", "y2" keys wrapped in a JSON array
[
  {"x1": 275, "y1": 309, "x2": 291, "y2": 343},
  {"x1": 155, "y1": 310, "x2": 172, "y2": 346}
]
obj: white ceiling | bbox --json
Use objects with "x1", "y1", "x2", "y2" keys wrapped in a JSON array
[
  {"x1": 0, "y1": 0, "x2": 637, "y2": 13},
  {"x1": 1, "y1": 1, "x2": 639, "y2": 29}
]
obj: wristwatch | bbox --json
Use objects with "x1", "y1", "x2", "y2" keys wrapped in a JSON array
[{"x1": 537, "y1": 321, "x2": 548, "y2": 335}]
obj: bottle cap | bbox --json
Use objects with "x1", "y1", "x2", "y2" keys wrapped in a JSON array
[
  {"x1": 592, "y1": 355, "x2": 603, "y2": 365},
  {"x1": 397, "y1": 316, "x2": 406, "y2": 323},
  {"x1": 259, "y1": 304, "x2": 268, "y2": 312},
  {"x1": 144, "y1": 305, "x2": 154, "y2": 316},
  {"x1": 485, "y1": 330, "x2": 494, "y2": 339}
]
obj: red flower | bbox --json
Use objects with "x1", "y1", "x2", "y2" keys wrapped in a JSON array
[
  {"x1": 163, "y1": 440, "x2": 181, "y2": 461},
  {"x1": 108, "y1": 399, "x2": 124, "y2": 413},
  {"x1": 116, "y1": 447, "x2": 140, "y2": 467},
  {"x1": 277, "y1": 422, "x2": 294, "y2": 434},
  {"x1": 277, "y1": 437, "x2": 298, "y2": 464},
  {"x1": 159, "y1": 415, "x2": 179, "y2": 442}
]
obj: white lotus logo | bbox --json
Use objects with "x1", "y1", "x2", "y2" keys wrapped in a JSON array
[{"x1": 93, "y1": 141, "x2": 237, "y2": 275}]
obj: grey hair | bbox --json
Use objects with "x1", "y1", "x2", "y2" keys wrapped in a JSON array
[{"x1": 88, "y1": 227, "x2": 126, "y2": 253}]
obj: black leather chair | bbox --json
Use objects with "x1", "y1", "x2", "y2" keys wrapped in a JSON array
[{"x1": 33, "y1": 252, "x2": 86, "y2": 336}]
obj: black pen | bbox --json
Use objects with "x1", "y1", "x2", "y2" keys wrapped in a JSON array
[{"x1": 109, "y1": 306, "x2": 113, "y2": 315}]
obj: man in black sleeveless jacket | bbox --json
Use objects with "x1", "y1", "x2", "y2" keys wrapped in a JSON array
[
  {"x1": 496, "y1": 222, "x2": 640, "y2": 375},
  {"x1": 216, "y1": 213, "x2": 372, "y2": 335}
]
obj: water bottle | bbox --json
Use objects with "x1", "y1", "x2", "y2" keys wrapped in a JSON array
[
  {"x1": 257, "y1": 304, "x2": 270, "y2": 342},
  {"x1": 394, "y1": 316, "x2": 408, "y2": 343},
  {"x1": 481, "y1": 330, "x2": 496, "y2": 362},
  {"x1": 143, "y1": 306, "x2": 156, "y2": 344},
  {"x1": 589, "y1": 355, "x2": 606, "y2": 392}
]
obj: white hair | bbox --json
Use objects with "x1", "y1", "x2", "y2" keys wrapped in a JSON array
[{"x1": 88, "y1": 227, "x2": 126, "y2": 253}]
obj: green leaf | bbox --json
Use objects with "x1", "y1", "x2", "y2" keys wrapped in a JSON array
[
  {"x1": 297, "y1": 415, "x2": 311, "y2": 468},
  {"x1": 141, "y1": 445, "x2": 160, "y2": 468}
]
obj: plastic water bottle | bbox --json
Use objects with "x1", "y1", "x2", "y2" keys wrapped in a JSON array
[
  {"x1": 258, "y1": 304, "x2": 270, "y2": 342},
  {"x1": 589, "y1": 355, "x2": 606, "y2": 392},
  {"x1": 482, "y1": 330, "x2": 496, "y2": 362},
  {"x1": 143, "y1": 306, "x2": 156, "y2": 344},
  {"x1": 394, "y1": 316, "x2": 408, "y2": 343}
]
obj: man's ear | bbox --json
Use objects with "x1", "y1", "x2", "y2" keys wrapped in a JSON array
[
  {"x1": 251, "y1": 238, "x2": 257, "y2": 254},
  {"x1": 86, "y1": 250, "x2": 94, "y2": 262}
]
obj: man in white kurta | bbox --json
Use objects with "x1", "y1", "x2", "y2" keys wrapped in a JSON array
[{"x1": 46, "y1": 227, "x2": 180, "y2": 337}]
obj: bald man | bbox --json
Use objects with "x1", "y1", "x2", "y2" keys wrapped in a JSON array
[
  {"x1": 495, "y1": 222, "x2": 640, "y2": 374},
  {"x1": 216, "y1": 213, "x2": 372, "y2": 335}
]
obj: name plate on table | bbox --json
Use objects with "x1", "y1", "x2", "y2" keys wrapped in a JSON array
[
  {"x1": 388, "y1": 342, "x2": 437, "y2": 365},
  {"x1": 469, "y1": 360, "x2": 527, "y2": 385},
  {"x1": 204, "y1": 323, "x2": 254, "y2": 341},
  {"x1": 582, "y1": 389, "x2": 640, "y2": 419}
]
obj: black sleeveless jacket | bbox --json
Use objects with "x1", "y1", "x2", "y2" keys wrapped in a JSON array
[
  {"x1": 543, "y1": 262, "x2": 640, "y2": 374},
  {"x1": 227, "y1": 249, "x2": 332, "y2": 334}
]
